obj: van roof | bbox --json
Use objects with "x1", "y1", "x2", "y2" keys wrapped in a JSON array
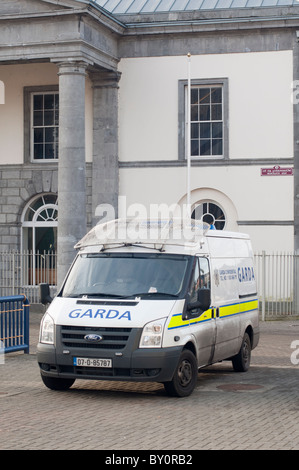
[{"x1": 75, "y1": 218, "x2": 250, "y2": 251}]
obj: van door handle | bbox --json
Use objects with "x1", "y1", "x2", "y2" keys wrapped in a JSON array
[{"x1": 216, "y1": 307, "x2": 220, "y2": 318}]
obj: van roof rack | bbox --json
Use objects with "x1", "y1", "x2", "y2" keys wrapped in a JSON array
[{"x1": 75, "y1": 218, "x2": 211, "y2": 250}]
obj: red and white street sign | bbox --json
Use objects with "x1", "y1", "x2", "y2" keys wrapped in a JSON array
[{"x1": 261, "y1": 165, "x2": 293, "y2": 176}]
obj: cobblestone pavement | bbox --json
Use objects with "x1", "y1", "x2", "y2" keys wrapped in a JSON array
[{"x1": 1, "y1": 314, "x2": 299, "y2": 451}]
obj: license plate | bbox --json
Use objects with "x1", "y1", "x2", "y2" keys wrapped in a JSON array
[{"x1": 73, "y1": 357, "x2": 112, "y2": 368}]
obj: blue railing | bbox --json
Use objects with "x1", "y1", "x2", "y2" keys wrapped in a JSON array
[{"x1": 0, "y1": 295, "x2": 30, "y2": 354}]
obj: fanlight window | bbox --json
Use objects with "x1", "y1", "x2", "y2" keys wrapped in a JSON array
[
  {"x1": 192, "y1": 201, "x2": 225, "y2": 230},
  {"x1": 22, "y1": 194, "x2": 58, "y2": 285}
]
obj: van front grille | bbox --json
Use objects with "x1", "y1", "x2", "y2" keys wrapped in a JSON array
[{"x1": 60, "y1": 325, "x2": 132, "y2": 350}]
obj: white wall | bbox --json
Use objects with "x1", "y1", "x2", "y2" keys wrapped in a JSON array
[
  {"x1": 118, "y1": 50, "x2": 294, "y2": 252},
  {"x1": 119, "y1": 165, "x2": 294, "y2": 252},
  {"x1": 118, "y1": 50, "x2": 293, "y2": 161}
]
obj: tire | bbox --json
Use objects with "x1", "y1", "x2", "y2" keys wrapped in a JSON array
[
  {"x1": 41, "y1": 374, "x2": 75, "y2": 391},
  {"x1": 164, "y1": 349, "x2": 198, "y2": 397},
  {"x1": 232, "y1": 332, "x2": 251, "y2": 372}
]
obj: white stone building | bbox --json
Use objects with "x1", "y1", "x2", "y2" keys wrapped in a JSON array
[{"x1": 0, "y1": 0, "x2": 297, "y2": 287}]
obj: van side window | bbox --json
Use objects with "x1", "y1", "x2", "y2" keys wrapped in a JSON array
[
  {"x1": 189, "y1": 257, "x2": 210, "y2": 303},
  {"x1": 199, "y1": 258, "x2": 210, "y2": 290}
]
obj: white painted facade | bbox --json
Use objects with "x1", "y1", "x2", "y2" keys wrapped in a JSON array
[
  {"x1": 118, "y1": 51, "x2": 294, "y2": 161},
  {"x1": 118, "y1": 51, "x2": 294, "y2": 252}
]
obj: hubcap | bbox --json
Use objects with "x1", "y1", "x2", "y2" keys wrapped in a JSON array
[
  {"x1": 243, "y1": 341, "x2": 250, "y2": 364},
  {"x1": 178, "y1": 359, "x2": 192, "y2": 387}
]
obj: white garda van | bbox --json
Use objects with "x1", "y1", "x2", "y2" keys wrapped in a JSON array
[{"x1": 37, "y1": 219, "x2": 259, "y2": 397}]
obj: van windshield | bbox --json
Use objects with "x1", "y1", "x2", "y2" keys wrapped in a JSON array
[{"x1": 61, "y1": 253, "x2": 191, "y2": 300}]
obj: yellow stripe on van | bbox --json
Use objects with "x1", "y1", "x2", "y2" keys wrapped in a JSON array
[
  {"x1": 167, "y1": 299, "x2": 258, "y2": 330},
  {"x1": 168, "y1": 309, "x2": 213, "y2": 329},
  {"x1": 168, "y1": 313, "x2": 189, "y2": 330},
  {"x1": 240, "y1": 299, "x2": 258, "y2": 313},
  {"x1": 219, "y1": 303, "x2": 239, "y2": 318},
  {"x1": 190, "y1": 308, "x2": 213, "y2": 325}
]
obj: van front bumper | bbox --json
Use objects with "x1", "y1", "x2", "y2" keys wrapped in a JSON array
[{"x1": 37, "y1": 343, "x2": 182, "y2": 383}]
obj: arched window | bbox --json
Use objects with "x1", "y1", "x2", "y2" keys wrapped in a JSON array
[
  {"x1": 22, "y1": 194, "x2": 58, "y2": 285},
  {"x1": 192, "y1": 201, "x2": 226, "y2": 230}
]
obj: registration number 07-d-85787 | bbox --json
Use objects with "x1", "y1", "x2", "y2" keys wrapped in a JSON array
[{"x1": 73, "y1": 357, "x2": 112, "y2": 368}]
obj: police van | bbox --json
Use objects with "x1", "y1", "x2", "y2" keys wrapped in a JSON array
[{"x1": 37, "y1": 218, "x2": 259, "y2": 397}]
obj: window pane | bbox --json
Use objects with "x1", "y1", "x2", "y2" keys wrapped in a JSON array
[
  {"x1": 34, "y1": 144, "x2": 44, "y2": 159},
  {"x1": 191, "y1": 88, "x2": 199, "y2": 104},
  {"x1": 191, "y1": 140, "x2": 199, "y2": 156},
  {"x1": 200, "y1": 122, "x2": 210, "y2": 139},
  {"x1": 33, "y1": 111, "x2": 43, "y2": 126},
  {"x1": 35, "y1": 226, "x2": 56, "y2": 252},
  {"x1": 211, "y1": 87, "x2": 222, "y2": 103},
  {"x1": 199, "y1": 88, "x2": 210, "y2": 104},
  {"x1": 203, "y1": 213, "x2": 214, "y2": 225},
  {"x1": 209, "y1": 203, "x2": 222, "y2": 219},
  {"x1": 37, "y1": 209, "x2": 48, "y2": 222},
  {"x1": 191, "y1": 123, "x2": 199, "y2": 138},
  {"x1": 215, "y1": 220, "x2": 225, "y2": 230},
  {"x1": 212, "y1": 122, "x2": 223, "y2": 138},
  {"x1": 34, "y1": 95, "x2": 43, "y2": 110},
  {"x1": 44, "y1": 94, "x2": 55, "y2": 109},
  {"x1": 200, "y1": 105, "x2": 210, "y2": 121},
  {"x1": 34, "y1": 128, "x2": 44, "y2": 143},
  {"x1": 211, "y1": 104, "x2": 222, "y2": 120},
  {"x1": 212, "y1": 139, "x2": 222, "y2": 155},
  {"x1": 44, "y1": 110, "x2": 54, "y2": 126},
  {"x1": 199, "y1": 258, "x2": 210, "y2": 289},
  {"x1": 189, "y1": 260, "x2": 200, "y2": 303},
  {"x1": 45, "y1": 144, "x2": 54, "y2": 159},
  {"x1": 200, "y1": 139, "x2": 210, "y2": 155},
  {"x1": 191, "y1": 104, "x2": 199, "y2": 121},
  {"x1": 45, "y1": 127, "x2": 55, "y2": 143}
]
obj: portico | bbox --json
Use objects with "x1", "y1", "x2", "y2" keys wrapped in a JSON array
[{"x1": 0, "y1": 0, "x2": 123, "y2": 284}]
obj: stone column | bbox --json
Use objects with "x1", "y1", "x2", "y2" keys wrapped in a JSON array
[
  {"x1": 91, "y1": 71, "x2": 121, "y2": 227},
  {"x1": 57, "y1": 61, "x2": 88, "y2": 288}
]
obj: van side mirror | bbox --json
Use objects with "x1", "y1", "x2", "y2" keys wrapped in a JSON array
[
  {"x1": 185, "y1": 288, "x2": 211, "y2": 318},
  {"x1": 39, "y1": 283, "x2": 53, "y2": 305}
]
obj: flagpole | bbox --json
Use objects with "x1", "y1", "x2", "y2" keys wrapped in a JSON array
[{"x1": 187, "y1": 52, "x2": 191, "y2": 219}]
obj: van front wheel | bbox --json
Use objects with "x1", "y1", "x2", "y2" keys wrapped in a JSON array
[
  {"x1": 164, "y1": 350, "x2": 198, "y2": 397},
  {"x1": 232, "y1": 332, "x2": 251, "y2": 372}
]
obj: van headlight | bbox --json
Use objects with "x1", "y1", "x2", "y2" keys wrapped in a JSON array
[
  {"x1": 40, "y1": 313, "x2": 55, "y2": 345},
  {"x1": 140, "y1": 319, "x2": 166, "y2": 348}
]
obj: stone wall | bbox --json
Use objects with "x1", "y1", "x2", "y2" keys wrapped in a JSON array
[{"x1": 0, "y1": 163, "x2": 92, "y2": 251}]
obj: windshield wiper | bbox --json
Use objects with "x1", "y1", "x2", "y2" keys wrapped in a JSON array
[
  {"x1": 65, "y1": 292, "x2": 178, "y2": 300},
  {"x1": 67, "y1": 293, "x2": 127, "y2": 299}
]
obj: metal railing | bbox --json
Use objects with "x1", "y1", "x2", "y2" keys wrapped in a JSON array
[
  {"x1": 0, "y1": 294, "x2": 30, "y2": 354},
  {"x1": 254, "y1": 252, "x2": 298, "y2": 319},
  {"x1": 0, "y1": 250, "x2": 57, "y2": 304},
  {"x1": 0, "y1": 250, "x2": 298, "y2": 318}
]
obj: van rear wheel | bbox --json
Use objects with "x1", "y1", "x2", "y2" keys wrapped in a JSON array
[
  {"x1": 41, "y1": 374, "x2": 75, "y2": 391},
  {"x1": 232, "y1": 332, "x2": 251, "y2": 372},
  {"x1": 164, "y1": 350, "x2": 198, "y2": 397}
]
